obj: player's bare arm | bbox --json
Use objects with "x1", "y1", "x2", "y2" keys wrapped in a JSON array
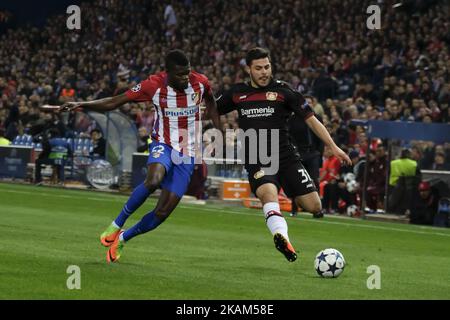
[
  {"x1": 59, "y1": 93, "x2": 131, "y2": 112},
  {"x1": 305, "y1": 116, "x2": 352, "y2": 166}
]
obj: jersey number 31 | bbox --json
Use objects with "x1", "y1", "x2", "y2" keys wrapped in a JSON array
[{"x1": 298, "y1": 169, "x2": 312, "y2": 184}]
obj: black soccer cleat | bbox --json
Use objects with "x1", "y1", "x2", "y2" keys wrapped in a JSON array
[
  {"x1": 273, "y1": 233, "x2": 297, "y2": 262},
  {"x1": 313, "y1": 210, "x2": 324, "y2": 219}
]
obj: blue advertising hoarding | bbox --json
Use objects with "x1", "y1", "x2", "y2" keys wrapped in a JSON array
[{"x1": 0, "y1": 145, "x2": 33, "y2": 179}]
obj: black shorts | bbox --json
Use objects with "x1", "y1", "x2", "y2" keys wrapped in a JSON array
[{"x1": 246, "y1": 160, "x2": 317, "y2": 198}]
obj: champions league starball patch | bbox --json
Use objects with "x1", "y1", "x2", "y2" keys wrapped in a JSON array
[{"x1": 131, "y1": 83, "x2": 141, "y2": 92}]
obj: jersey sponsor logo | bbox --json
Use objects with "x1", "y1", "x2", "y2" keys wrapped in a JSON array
[
  {"x1": 131, "y1": 83, "x2": 141, "y2": 92},
  {"x1": 253, "y1": 169, "x2": 265, "y2": 179},
  {"x1": 266, "y1": 92, "x2": 278, "y2": 101},
  {"x1": 241, "y1": 106, "x2": 275, "y2": 118},
  {"x1": 163, "y1": 106, "x2": 199, "y2": 117}
]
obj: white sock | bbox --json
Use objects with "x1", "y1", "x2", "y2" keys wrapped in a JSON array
[
  {"x1": 119, "y1": 232, "x2": 125, "y2": 242},
  {"x1": 263, "y1": 202, "x2": 289, "y2": 242},
  {"x1": 112, "y1": 221, "x2": 120, "y2": 229}
]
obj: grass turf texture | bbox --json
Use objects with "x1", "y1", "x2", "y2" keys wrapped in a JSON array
[{"x1": 0, "y1": 182, "x2": 449, "y2": 300}]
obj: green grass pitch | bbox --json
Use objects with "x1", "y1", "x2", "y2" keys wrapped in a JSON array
[{"x1": 0, "y1": 182, "x2": 449, "y2": 300}]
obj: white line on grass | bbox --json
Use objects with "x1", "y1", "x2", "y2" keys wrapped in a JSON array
[
  {"x1": 177, "y1": 206, "x2": 450, "y2": 238},
  {"x1": 2, "y1": 187, "x2": 450, "y2": 238}
]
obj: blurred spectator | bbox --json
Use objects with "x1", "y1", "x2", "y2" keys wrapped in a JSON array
[
  {"x1": 140, "y1": 104, "x2": 155, "y2": 134},
  {"x1": 389, "y1": 148, "x2": 420, "y2": 188},
  {"x1": 350, "y1": 149, "x2": 366, "y2": 184},
  {"x1": 90, "y1": 128, "x2": 106, "y2": 159},
  {"x1": 164, "y1": 1, "x2": 177, "y2": 38},
  {"x1": 409, "y1": 181, "x2": 439, "y2": 225},
  {"x1": 410, "y1": 145, "x2": 425, "y2": 169},
  {"x1": 0, "y1": 128, "x2": 11, "y2": 145},
  {"x1": 431, "y1": 152, "x2": 450, "y2": 171},
  {"x1": 365, "y1": 146, "x2": 387, "y2": 212},
  {"x1": 310, "y1": 96, "x2": 325, "y2": 118},
  {"x1": 388, "y1": 148, "x2": 422, "y2": 214},
  {"x1": 35, "y1": 128, "x2": 72, "y2": 185},
  {"x1": 137, "y1": 126, "x2": 151, "y2": 153},
  {"x1": 59, "y1": 83, "x2": 75, "y2": 103},
  {"x1": 320, "y1": 146, "x2": 342, "y2": 213}
]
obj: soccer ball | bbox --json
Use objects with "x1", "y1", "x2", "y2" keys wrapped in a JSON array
[
  {"x1": 314, "y1": 248, "x2": 346, "y2": 278},
  {"x1": 346, "y1": 179, "x2": 359, "y2": 193},
  {"x1": 343, "y1": 172, "x2": 355, "y2": 183},
  {"x1": 347, "y1": 204, "x2": 359, "y2": 217}
]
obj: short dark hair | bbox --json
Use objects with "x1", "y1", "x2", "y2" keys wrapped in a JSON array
[
  {"x1": 165, "y1": 49, "x2": 190, "y2": 71},
  {"x1": 245, "y1": 47, "x2": 270, "y2": 66},
  {"x1": 400, "y1": 148, "x2": 411, "y2": 159},
  {"x1": 91, "y1": 128, "x2": 102, "y2": 135}
]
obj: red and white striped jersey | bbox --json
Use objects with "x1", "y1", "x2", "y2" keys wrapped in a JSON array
[{"x1": 126, "y1": 71, "x2": 211, "y2": 157}]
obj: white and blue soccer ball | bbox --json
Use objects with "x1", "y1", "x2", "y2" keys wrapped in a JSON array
[
  {"x1": 346, "y1": 179, "x2": 359, "y2": 193},
  {"x1": 347, "y1": 204, "x2": 360, "y2": 217},
  {"x1": 343, "y1": 173, "x2": 355, "y2": 184},
  {"x1": 314, "y1": 248, "x2": 346, "y2": 278}
]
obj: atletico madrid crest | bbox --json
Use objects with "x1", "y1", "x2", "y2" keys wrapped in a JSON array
[{"x1": 192, "y1": 92, "x2": 200, "y2": 104}]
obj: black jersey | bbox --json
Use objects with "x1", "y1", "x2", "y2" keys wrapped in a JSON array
[{"x1": 217, "y1": 79, "x2": 314, "y2": 166}]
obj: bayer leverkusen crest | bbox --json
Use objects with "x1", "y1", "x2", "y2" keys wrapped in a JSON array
[{"x1": 266, "y1": 92, "x2": 278, "y2": 101}]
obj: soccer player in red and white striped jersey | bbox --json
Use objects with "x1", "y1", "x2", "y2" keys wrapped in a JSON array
[
  {"x1": 125, "y1": 67, "x2": 209, "y2": 157},
  {"x1": 61, "y1": 50, "x2": 220, "y2": 263}
]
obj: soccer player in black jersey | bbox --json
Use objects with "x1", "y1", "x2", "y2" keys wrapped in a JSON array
[{"x1": 217, "y1": 48, "x2": 351, "y2": 262}]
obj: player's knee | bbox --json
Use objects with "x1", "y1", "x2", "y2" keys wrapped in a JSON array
[
  {"x1": 143, "y1": 180, "x2": 158, "y2": 191},
  {"x1": 297, "y1": 199, "x2": 322, "y2": 214},
  {"x1": 144, "y1": 175, "x2": 163, "y2": 191}
]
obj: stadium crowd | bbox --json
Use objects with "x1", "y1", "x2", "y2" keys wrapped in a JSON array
[{"x1": 0, "y1": 0, "x2": 449, "y2": 220}]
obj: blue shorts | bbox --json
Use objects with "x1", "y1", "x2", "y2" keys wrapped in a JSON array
[{"x1": 147, "y1": 141, "x2": 195, "y2": 198}]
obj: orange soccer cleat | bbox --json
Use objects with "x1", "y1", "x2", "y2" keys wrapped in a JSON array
[
  {"x1": 273, "y1": 233, "x2": 297, "y2": 262},
  {"x1": 100, "y1": 224, "x2": 123, "y2": 247},
  {"x1": 106, "y1": 231, "x2": 125, "y2": 263}
]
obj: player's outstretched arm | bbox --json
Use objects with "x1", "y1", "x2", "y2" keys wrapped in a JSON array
[
  {"x1": 204, "y1": 90, "x2": 221, "y2": 129},
  {"x1": 60, "y1": 93, "x2": 130, "y2": 112},
  {"x1": 305, "y1": 116, "x2": 352, "y2": 166}
]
